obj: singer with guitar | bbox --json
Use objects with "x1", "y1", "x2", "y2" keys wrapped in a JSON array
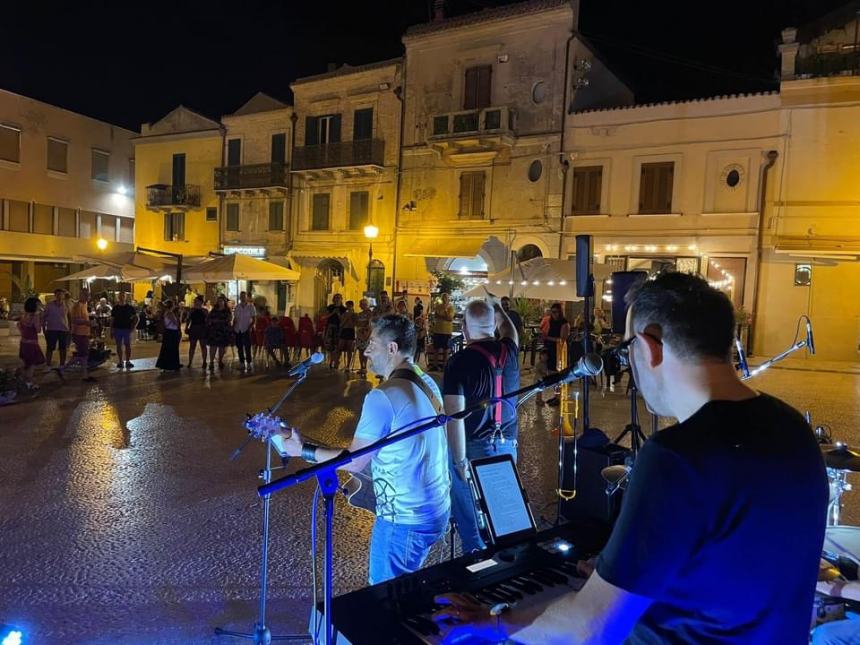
[{"x1": 275, "y1": 314, "x2": 451, "y2": 585}]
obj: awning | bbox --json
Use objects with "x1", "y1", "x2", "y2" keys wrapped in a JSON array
[{"x1": 402, "y1": 238, "x2": 486, "y2": 259}]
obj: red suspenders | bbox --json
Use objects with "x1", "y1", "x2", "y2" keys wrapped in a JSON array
[{"x1": 468, "y1": 341, "x2": 509, "y2": 443}]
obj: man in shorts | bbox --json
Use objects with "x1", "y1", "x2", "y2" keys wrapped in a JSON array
[
  {"x1": 111, "y1": 292, "x2": 138, "y2": 369},
  {"x1": 43, "y1": 288, "x2": 71, "y2": 368}
]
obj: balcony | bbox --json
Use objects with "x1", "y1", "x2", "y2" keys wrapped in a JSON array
[
  {"x1": 431, "y1": 106, "x2": 515, "y2": 139},
  {"x1": 291, "y1": 139, "x2": 385, "y2": 175},
  {"x1": 797, "y1": 50, "x2": 860, "y2": 78},
  {"x1": 214, "y1": 162, "x2": 288, "y2": 192},
  {"x1": 146, "y1": 184, "x2": 201, "y2": 211},
  {"x1": 427, "y1": 106, "x2": 516, "y2": 167}
]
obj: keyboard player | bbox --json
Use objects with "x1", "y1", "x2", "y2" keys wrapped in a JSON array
[{"x1": 436, "y1": 273, "x2": 828, "y2": 644}]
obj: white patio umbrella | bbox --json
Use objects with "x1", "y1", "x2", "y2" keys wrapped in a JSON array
[
  {"x1": 181, "y1": 254, "x2": 301, "y2": 282},
  {"x1": 75, "y1": 251, "x2": 176, "y2": 274},
  {"x1": 462, "y1": 257, "x2": 611, "y2": 301},
  {"x1": 56, "y1": 263, "x2": 156, "y2": 282}
]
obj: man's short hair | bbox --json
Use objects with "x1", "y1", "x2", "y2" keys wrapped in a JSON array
[
  {"x1": 625, "y1": 272, "x2": 735, "y2": 361},
  {"x1": 464, "y1": 300, "x2": 495, "y2": 336},
  {"x1": 373, "y1": 314, "x2": 416, "y2": 355}
]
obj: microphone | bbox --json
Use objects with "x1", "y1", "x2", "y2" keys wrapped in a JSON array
[
  {"x1": 734, "y1": 337, "x2": 750, "y2": 378},
  {"x1": 287, "y1": 351, "x2": 324, "y2": 376},
  {"x1": 806, "y1": 319, "x2": 816, "y2": 355},
  {"x1": 539, "y1": 353, "x2": 603, "y2": 388}
]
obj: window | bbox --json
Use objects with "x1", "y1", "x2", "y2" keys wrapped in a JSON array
[
  {"x1": 706, "y1": 257, "x2": 747, "y2": 308},
  {"x1": 464, "y1": 65, "x2": 492, "y2": 110},
  {"x1": 271, "y1": 133, "x2": 286, "y2": 164},
  {"x1": 726, "y1": 169, "x2": 741, "y2": 188},
  {"x1": 531, "y1": 81, "x2": 547, "y2": 104},
  {"x1": 91, "y1": 149, "x2": 110, "y2": 182},
  {"x1": 8, "y1": 200, "x2": 29, "y2": 232},
  {"x1": 268, "y1": 201, "x2": 285, "y2": 230},
  {"x1": 226, "y1": 203, "x2": 240, "y2": 231},
  {"x1": 572, "y1": 166, "x2": 603, "y2": 214},
  {"x1": 305, "y1": 114, "x2": 341, "y2": 145},
  {"x1": 353, "y1": 108, "x2": 373, "y2": 141},
  {"x1": 311, "y1": 193, "x2": 330, "y2": 230},
  {"x1": 0, "y1": 124, "x2": 21, "y2": 163},
  {"x1": 528, "y1": 160, "x2": 542, "y2": 182},
  {"x1": 47, "y1": 138, "x2": 68, "y2": 173},
  {"x1": 33, "y1": 204, "x2": 53, "y2": 234},
  {"x1": 118, "y1": 217, "x2": 134, "y2": 243},
  {"x1": 206, "y1": 207, "x2": 218, "y2": 221},
  {"x1": 100, "y1": 214, "x2": 117, "y2": 241},
  {"x1": 227, "y1": 138, "x2": 241, "y2": 166},
  {"x1": 79, "y1": 211, "x2": 97, "y2": 238},
  {"x1": 639, "y1": 162, "x2": 674, "y2": 214},
  {"x1": 349, "y1": 191, "x2": 369, "y2": 230},
  {"x1": 57, "y1": 207, "x2": 76, "y2": 237},
  {"x1": 164, "y1": 212, "x2": 185, "y2": 242},
  {"x1": 459, "y1": 172, "x2": 485, "y2": 219}
]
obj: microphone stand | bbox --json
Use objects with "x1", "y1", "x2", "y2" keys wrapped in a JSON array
[
  {"x1": 741, "y1": 339, "x2": 809, "y2": 381},
  {"x1": 216, "y1": 370, "x2": 313, "y2": 645},
  {"x1": 256, "y1": 368, "x2": 596, "y2": 645}
]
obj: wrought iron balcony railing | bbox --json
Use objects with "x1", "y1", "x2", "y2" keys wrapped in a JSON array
[
  {"x1": 214, "y1": 162, "x2": 288, "y2": 191},
  {"x1": 146, "y1": 184, "x2": 201, "y2": 209},
  {"x1": 430, "y1": 106, "x2": 515, "y2": 138},
  {"x1": 292, "y1": 139, "x2": 384, "y2": 171},
  {"x1": 796, "y1": 50, "x2": 860, "y2": 78}
]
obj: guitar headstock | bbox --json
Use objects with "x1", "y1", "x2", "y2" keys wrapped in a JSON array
[{"x1": 245, "y1": 413, "x2": 289, "y2": 441}]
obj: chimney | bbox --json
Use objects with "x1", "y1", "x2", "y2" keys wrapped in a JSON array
[
  {"x1": 432, "y1": 0, "x2": 445, "y2": 22},
  {"x1": 778, "y1": 28, "x2": 800, "y2": 81}
]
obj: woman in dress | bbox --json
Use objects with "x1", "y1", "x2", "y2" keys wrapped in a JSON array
[
  {"x1": 354, "y1": 298, "x2": 373, "y2": 377},
  {"x1": 206, "y1": 295, "x2": 232, "y2": 371},
  {"x1": 155, "y1": 300, "x2": 181, "y2": 371},
  {"x1": 185, "y1": 296, "x2": 208, "y2": 368},
  {"x1": 18, "y1": 296, "x2": 46, "y2": 390},
  {"x1": 337, "y1": 300, "x2": 357, "y2": 372}
]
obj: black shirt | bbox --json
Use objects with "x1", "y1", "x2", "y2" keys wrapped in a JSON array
[
  {"x1": 597, "y1": 394, "x2": 827, "y2": 644},
  {"x1": 442, "y1": 337, "x2": 520, "y2": 442},
  {"x1": 326, "y1": 304, "x2": 346, "y2": 329},
  {"x1": 187, "y1": 308, "x2": 207, "y2": 327},
  {"x1": 111, "y1": 303, "x2": 137, "y2": 330}
]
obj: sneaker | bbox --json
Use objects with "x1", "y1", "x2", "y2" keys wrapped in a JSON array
[
  {"x1": 116, "y1": 362, "x2": 123, "y2": 369},
  {"x1": 125, "y1": 361, "x2": 134, "y2": 368},
  {"x1": 239, "y1": 361, "x2": 246, "y2": 371}
]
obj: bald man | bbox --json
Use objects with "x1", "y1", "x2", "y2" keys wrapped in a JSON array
[{"x1": 443, "y1": 297, "x2": 519, "y2": 552}]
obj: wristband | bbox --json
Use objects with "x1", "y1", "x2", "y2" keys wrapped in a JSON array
[{"x1": 301, "y1": 442, "x2": 320, "y2": 463}]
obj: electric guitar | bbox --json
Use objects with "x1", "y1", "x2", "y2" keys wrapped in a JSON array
[{"x1": 245, "y1": 413, "x2": 378, "y2": 516}]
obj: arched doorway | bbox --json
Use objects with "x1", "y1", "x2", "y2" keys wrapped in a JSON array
[
  {"x1": 368, "y1": 259, "x2": 385, "y2": 300},
  {"x1": 517, "y1": 244, "x2": 543, "y2": 262},
  {"x1": 314, "y1": 259, "x2": 345, "y2": 312}
]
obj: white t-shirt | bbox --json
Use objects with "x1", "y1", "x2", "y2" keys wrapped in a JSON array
[{"x1": 354, "y1": 368, "x2": 450, "y2": 525}]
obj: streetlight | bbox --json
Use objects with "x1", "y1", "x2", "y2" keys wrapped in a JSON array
[
  {"x1": 364, "y1": 224, "x2": 379, "y2": 296},
  {"x1": 96, "y1": 238, "x2": 108, "y2": 251}
]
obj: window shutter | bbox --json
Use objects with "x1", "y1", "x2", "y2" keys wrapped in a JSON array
[
  {"x1": 271, "y1": 133, "x2": 286, "y2": 163},
  {"x1": 663, "y1": 164, "x2": 674, "y2": 212},
  {"x1": 176, "y1": 213, "x2": 185, "y2": 241},
  {"x1": 589, "y1": 168, "x2": 602, "y2": 212},
  {"x1": 464, "y1": 68, "x2": 478, "y2": 109},
  {"x1": 474, "y1": 172, "x2": 486, "y2": 217},
  {"x1": 639, "y1": 165, "x2": 649, "y2": 212},
  {"x1": 353, "y1": 108, "x2": 373, "y2": 141},
  {"x1": 459, "y1": 173, "x2": 472, "y2": 216},
  {"x1": 164, "y1": 213, "x2": 171, "y2": 241},
  {"x1": 476, "y1": 66, "x2": 492, "y2": 109},
  {"x1": 305, "y1": 117, "x2": 319, "y2": 146},
  {"x1": 227, "y1": 139, "x2": 241, "y2": 166}
]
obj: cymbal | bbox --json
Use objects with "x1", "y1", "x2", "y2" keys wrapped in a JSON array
[
  {"x1": 822, "y1": 443, "x2": 860, "y2": 472},
  {"x1": 601, "y1": 465, "x2": 629, "y2": 484}
]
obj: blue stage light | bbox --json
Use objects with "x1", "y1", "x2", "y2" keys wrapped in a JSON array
[{"x1": 1, "y1": 625, "x2": 23, "y2": 645}]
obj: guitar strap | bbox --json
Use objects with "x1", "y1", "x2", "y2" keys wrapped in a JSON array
[{"x1": 389, "y1": 366, "x2": 443, "y2": 415}]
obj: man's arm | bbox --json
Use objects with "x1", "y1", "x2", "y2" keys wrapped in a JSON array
[{"x1": 444, "y1": 394, "x2": 468, "y2": 478}]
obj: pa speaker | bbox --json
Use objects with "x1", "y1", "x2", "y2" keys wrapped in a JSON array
[
  {"x1": 575, "y1": 235, "x2": 593, "y2": 297},
  {"x1": 610, "y1": 271, "x2": 648, "y2": 334}
]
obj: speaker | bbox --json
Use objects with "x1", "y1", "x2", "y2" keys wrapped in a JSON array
[
  {"x1": 560, "y1": 442, "x2": 631, "y2": 527},
  {"x1": 610, "y1": 271, "x2": 648, "y2": 334},
  {"x1": 575, "y1": 235, "x2": 593, "y2": 297}
]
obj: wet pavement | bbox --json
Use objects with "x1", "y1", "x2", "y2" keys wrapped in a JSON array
[{"x1": 1, "y1": 340, "x2": 860, "y2": 643}]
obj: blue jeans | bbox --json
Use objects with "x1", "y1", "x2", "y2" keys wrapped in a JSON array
[
  {"x1": 368, "y1": 512, "x2": 449, "y2": 585},
  {"x1": 450, "y1": 438, "x2": 518, "y2": 553}
]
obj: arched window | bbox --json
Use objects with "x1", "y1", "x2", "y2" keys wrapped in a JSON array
[{"x1": 516, "y1": 244, "x2": 543, "y2": 262}]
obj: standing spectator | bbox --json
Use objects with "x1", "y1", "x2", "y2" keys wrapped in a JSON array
[
  {"x1": 500, "y1": 297, "x2": 524, "y2": 344},
  {"x1": 545, "y1": 302, "x2": 570, "y2": 372},
  {"x1": 155, "y1": 300, "x2": 181, "y2": 372},
  {"x1": 18, "y1": 296, "x2": 46, "y2": 390},
  {"x1": 395, "y1": 300, "x2": 411, "y2": 320},
  {"x1": 298, "y1": 313, "x2": 316, "y2": 359},
  {"x1": 355, "y1": 299, "x2": 373, "y2": 377},
  {"x1": 185, "y1": 296, "x2": 208, "y2": 368},
  {"x1": 232, "y1": 291, "x2": 256, "y2": 371},
  {"x1": 325, "y1": 294, "x2": 346, "y2": 369},
  {"x1": 414, "y1": 314, "x2": 428, "y2": 366},
  {"x1": 43, "y1": 288, "x2": 71, "y2": 369},
  {"x1": 253, "y1": 306, "x2": 271, "y2": 364},
  {"x1": 430, "y1": 292, "x2": 454, "y2": 371},
  {"x1": 60, "y1": 289, "x2": 94, "y2": 382},
  {"x1": 264, "y1": 316, "x2": 284, "y2": 368},
  {"x1": 443, "y1": 297, "x2": 519, "y2": 553},
  {"x1": 338, "y1": 300, "x2": 357, "y2": 372},
  {"x1": 111, "y1": 292, "x2": 138, "y2": 369},
  {"x1": 375, "y1": 290, "x2": 394, "y2": 316},
  {"x1": 206, "y1": 295, "x2": 232, "y2": 371},
  {"x1": 413, "y1": 296, "x2": 424, "y2": 321},
  {"x1": 94, "y1": 297, "x2": 112, "y2": 339},
  {"x1": 279, "y1": 313, "x2": 297, "y2": 365}
]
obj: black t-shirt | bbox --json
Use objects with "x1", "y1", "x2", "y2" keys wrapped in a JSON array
[
  {"x1": 111, "y1": 303, "x2": 137, "y2": 330},
  {"x1": 326, "y1": 304, "x2": 346, "y2": 329},
  {"x1": 597, "y1": 393, "x2": 827, "y2": 644},
  {"x1": 187, "y1": 308, "x2": 207, "y2": 327},
  {"x1": 442, "y1": 338, "x2": 520, "y2": 442}
]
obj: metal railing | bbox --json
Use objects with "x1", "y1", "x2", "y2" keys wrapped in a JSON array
[
  {"x1": 797, "y1": 50, "x2": 860, "y2": 77},
  {"x1": 214, "y1": 162, "x2": 288, "y2": 190},
  {"x1": 145, "y1": 184, "x2": 201, "y2": 209},
  {"x1": 430, "y1": 105, "x2": 514, "y2": 138},
  {"x1": 292, "y1": 139, "x2": 385, "y2": 171}
]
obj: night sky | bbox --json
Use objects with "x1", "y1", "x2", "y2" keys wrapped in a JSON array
[{"x1": 0, "y1": 0, "x2": 849, "y2": 131}]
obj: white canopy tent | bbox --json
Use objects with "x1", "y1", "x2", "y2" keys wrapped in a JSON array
[{"x1": 462, "y1": 257, "x2": 612, "y2": 301}]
